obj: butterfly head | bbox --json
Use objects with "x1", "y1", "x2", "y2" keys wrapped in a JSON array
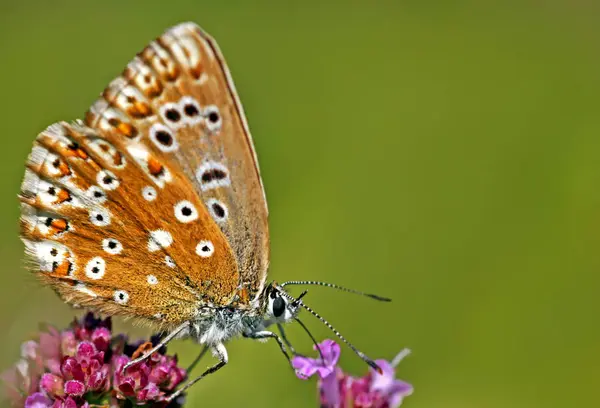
[
  {"x1": 255, "y1": 280, "x2": 392, "y2": 374},
  {"x1": 260, "y1": 282, "x2": 302, "y2": 323}
]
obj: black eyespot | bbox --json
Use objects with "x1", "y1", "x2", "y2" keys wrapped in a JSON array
[
  {"x1": 103, "y1": 175, "x2": 113, "y2": 185},
  {"x1": 118, "y1": 293, "x2": 125, "y2": 300},
  {"x1": 50, "y1": 248, "x2": 58, "y2": 257},
  {"x1": 52, "y1": 159, "x2": 60, "y2": 168},
  {"x1": 108, "y1": 241, "x2": 117, "y2": 249},
  {"x1": 184, "y1": 104, "x2": 199, "y2": 117},
  {"x1": 48, "y1": 187, "x2": 56, "y2": 195},
  {"x1": 181, "y1": 206, "x2": 192, "y2": 216},
  {"x1": 201, "y1": 172, "x2": 212, "y2": 182},
  {"x1": 201, "y1": 169, "x2": 227, "y2": 183},
  {"x1": 91, "y1": 267, "x2": 99, "y2": 274},
  {"x1": 155, "y1": 130, "x2": 173, "y2": 146},
  {"x1": 45, "y1": 217, "x2": 53, "y2": 226},
  {"x1": 208, "y1": 111, "x2": 219, "y2": 123},
  {"x1": 96, "y1": 214, "x2": 104, "y2": 222},
  {"x1": 201, "y1": 245, "x2": 210, "y2": 252},
  {"x1": 212, "y1": 202, "x2": 225, "y2": 218},
  {"x1": 94, "y1": 191, "x2": 103, "y2": 198},
  {"x1": 272, "y1": 296, "x2": 285, "y2": 318},
  {"x1": 165, "y1": 109, "x2": 181, "y2": 122}
]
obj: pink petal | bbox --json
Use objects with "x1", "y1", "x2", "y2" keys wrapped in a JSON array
[
  {"x1": 118, "y1": 377, "x2": 136, "y2": 397},
  {"x1": 76, "y1": 342, "x2": 96, "y2": 360},
  {"x1": 24, "y1": 392, "x2": 53, "y2": 408},
  {"x1": 64, "y1": 379, "x2": 85, "y2": 397},
  {"x1": 291, "y1": 355, "x2": 319, "y2": 379},
  {"x1": 61, "y1": 357, "x2": 84, "y2": 382},
  {"x1": 370, "y1": 359, "x2": 396, "y2": 393},
  {"x1": 21, "y1": 341, "x2": 40, "y2": 360},
  {"x1": 60, "y1": 332, "x2": 77, "y2": 356},
  {"x1": 91, "y1": 328, "x2": 111, "y2": 352},
  {"x1": 59, "y1": 397, "x2": 79, "y2": 408},
  {"x1": 315, "y1": 339, "x2": 341, "y2": 366},
  {"x1": 40, "y1": 373, "x2": 64, "y2": 397},
  {"x1": 291, "y1": 339, "x2": 341, "y2": 379},
  {"x1": 318, "y1": 369, "x2": 342, "y2": 406},
  {"x1": 137, "y1": 383, "x2": 161, "y2": 401},
  {"x1": 387, "y1": 380, "x2": 414, "y2": 408}
]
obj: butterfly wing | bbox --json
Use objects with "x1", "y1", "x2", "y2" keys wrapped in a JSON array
[
  {"x1": 85, "y1": 22, "x2": 270, "y2": 301},
  {"x1": 19, "y1": 23, "x2": 269, "y2": 327}
]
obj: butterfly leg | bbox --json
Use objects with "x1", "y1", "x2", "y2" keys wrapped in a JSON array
[
  {"x1": 243, "y1": 330, "x2": 291, "y2": 366},
  {"x1": 167, "y1": 343, "x2": 228, "y2": 402},
  {"x1": 186, "y1": 345, "x2": 210, "y2": 373},
  {"x1": 277, "y1": 323, "x2": 302, "y2": 356},
  {"x1": 123, "y1": 321, "x2": 189, "y2": 372}
]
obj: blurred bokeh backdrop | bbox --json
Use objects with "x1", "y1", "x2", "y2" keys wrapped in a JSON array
[{"x1": 1, "y1": 1, "x2": 599, "y2": 407}]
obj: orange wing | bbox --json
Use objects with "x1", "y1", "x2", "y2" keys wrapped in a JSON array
[
  {"x1": 85, "y1": 22, "x2": 270, "y2": 302},
  {"x1": 19, "y1": 23, "x2": 269, "y2": 328}
]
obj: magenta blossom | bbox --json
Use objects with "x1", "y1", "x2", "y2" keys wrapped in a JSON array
[
  {"x1": 1, "y1": 313, "x2": 187, "y2": 407},
  {"x1": 292, "y1": 340, "x2": 413, "y2": 407},
  {"x1": 292, "y1": 339, "x2": 341, "y2": 379}
]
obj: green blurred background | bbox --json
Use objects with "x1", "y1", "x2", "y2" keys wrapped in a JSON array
[{"x1": 1, "y1": 1, "x2": 599, "y2": 407}]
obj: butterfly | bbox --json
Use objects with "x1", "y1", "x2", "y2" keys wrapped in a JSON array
[{"x1": 19, "y1": 22, "x2": 389, "y2": 401}]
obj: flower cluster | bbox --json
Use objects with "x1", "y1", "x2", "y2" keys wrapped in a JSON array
[
  {"x1": 292, "y1": 339, "x2": 413, "y2": 407},
  {"x1": 1, "y1": 313, "x2": 187, "y2": 407}
]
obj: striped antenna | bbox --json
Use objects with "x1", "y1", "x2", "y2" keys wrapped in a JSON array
[
  {"x1": 276, "y1": 286, "x2": 383, "y2": 374},
  {"x1": 280, "y1": 280, "x2": 391, "y2": 302}
]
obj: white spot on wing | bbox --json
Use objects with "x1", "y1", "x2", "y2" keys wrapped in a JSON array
[
  {"x1": 196, "y1": 240, "x2": 214, "y2": 258},
  {"x1": 174, "y1": 200, "x2": 199, "y2": 223},
  {"x1": 148, "y1": 230, "x2": 173, "y2": 252},
  {"x1": 203, "y1": 105, "x2": 222, "y2": 133},
  {"x1": 114, "y1": 290, "x2": 129, "y2": 304},
  {"x1": 179, "y1": 96, "x2": 203, "y2": 125},
  {"x1": 165, "y1": 256, "x2": 176, "y2": 268},
  {"x1": 86, "y1": 186, "x2": 107, "y2": 204},
  {"x1": 159, "y1": 102, "x2": 185, "y2": 129},
  {"x1": 75, "y1": 283, "x2": 98, "y2": 298},
  {"x1": 97, "y1": 170, "x2": 119, "y2": 190},
  {"x1": 28, "y1": 241, "x2": 69, "y2": 272},
  {"x1": 195, "y1": 161, "x2": 230, "y2": 191},
  {"x1": 102, "y1": 238, "x2": 123, "y2": 255},
  {"x1": 42, "y1": 153, "x2": 63, "y2": 177},
  {"x1": 89, "y1": 209, "x2": 111, "y2": 227},
  {"x1": 149, "y1": 123, "x2": 178, "y2": 152},
  {"x1": 147, "y1": 275, "x2": 158, "y2": 285},
  {"x1": 126, "y1": 144, "x2": 172, "y2": 188},
  {"x1": 89, "y1": 139, "x2": 127, "y2": 169},
  {"x1": 85, "y1": 257, "x2": 106, "y2": 280},
  {"x1": 142, "y1": 186, "x2": 157, "y2": 201},
  {"x1": 206, "y1": 198, "x2": 228, "y2": 222}
]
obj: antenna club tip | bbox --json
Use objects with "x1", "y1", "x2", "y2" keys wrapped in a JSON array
[
  {"x1": 367, "y1": 294, "x2": 392, "y2": 302},
  {"x1": 365, "y1": 358, "x2": 383, "y2": 374}
]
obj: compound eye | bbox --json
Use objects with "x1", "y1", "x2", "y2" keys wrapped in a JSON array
[{"x1": 272, "y1": 296, "x2": 286, "y2": 318}]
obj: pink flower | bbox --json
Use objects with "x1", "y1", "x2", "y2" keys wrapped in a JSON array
[
  {"x1": 24, "y1": 392, "x2": 52, "y2": 408},
  {"x1": 292, "y1": 340, "x2": 413, "y2": 408},
  {"x1": 292, "y1": 339, "x2": 340, "y2": 379},
  {"x1": 2, "y1": 313, "x2": 187, "y2": 407}
]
